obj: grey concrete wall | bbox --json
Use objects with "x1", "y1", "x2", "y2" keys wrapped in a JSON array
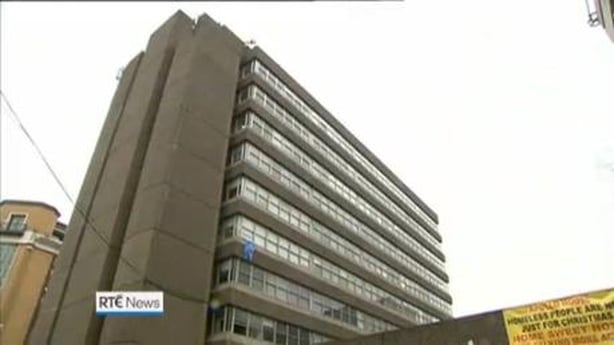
[
  {"x1": 99, "y1": 11, "x2": 243, "y2": 345},
  {"x1": 28, "y1": 10, "x2": 244, "y2": 345},
  {"x1": 322, "y1": 311, "x2": 509, "y2": 345},
  {"x1": 27, "y1": 46, "x2": 145, "y2": 345}
]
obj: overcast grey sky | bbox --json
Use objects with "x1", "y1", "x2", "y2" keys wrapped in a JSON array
[{"x1": 1, "y1": 2, "x2": 613, "y2": 318}]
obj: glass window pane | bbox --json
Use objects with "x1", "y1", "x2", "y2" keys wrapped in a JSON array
[
  {"x1": 219, "y1": 261, "x2": 231, "y2": 284},
  {"x1": 7, "y1": 214, "x2": 26, "y2": 231},
  {"x1": 275, "y1": 322, "x2": 287, "y2": 345},
  {"x1": 253, "y1": 268, "x2": 264, "y2": 291},
  {"x1": 288, "y1": 325, "x2": 299, "y2": 345},
  {"x1": 299, "y1": 329, "x2": 310, "y2": 345},
  {"x1": 233, "y1": 309, "x2": 248, "y2": 335},
  {"x1": 249, "y1": 315, "x2": 263, "y2": 339},
  {"x1": 263, "y1": 319, "x2": 275, "y2": 341},
  {"x1": 0, "y1": 244, "x2": 17, "y2": 288},
  {"x1": 238, "y1": 262, "x2": 251, "y2": 285}
]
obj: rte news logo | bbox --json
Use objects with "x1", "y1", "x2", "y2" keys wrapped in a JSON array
[{"x1": 95, "y1": 291, "x2": 164, "y2": 317}]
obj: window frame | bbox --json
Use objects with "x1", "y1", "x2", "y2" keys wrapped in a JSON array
[{"x1": 4, "y1": 213, "x2": 28, "y2": 233}]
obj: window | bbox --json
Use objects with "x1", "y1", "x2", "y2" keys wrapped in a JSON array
[
  {"x1": 252, "y1": 267, "x2": 264, "y2": 291},
  {"x1": 221, "y1": 220, "x2": 235, "y2": 240},
  {"x1": 275, "y1": 322, "x2": 287, "y2": 345},
  {"x1": 230, "y1": 146, "x2": 244, "y2": 164},
  {"x1": 218, "y1": 261, "x2": 232, "y2": 284},
  {"x1": 263, "y1": 319, "x2": 275, "y2": 341},
  {"x1": 6, "y1": 214, "x2": 26, "y2": 232},
  {"x1": 0, "y1": 244, "x2": 17, "y2": 288},
  {"x1": 238, "y1": 262, "x2": 251, "y2": 285},
  {"x1": 227, "y1": 187, "x2": 239, "y2": 199},
  {"x1": 233, "y1": 309, "x2": 248, "y2": 335},
  {"x1": 288, "y1": 325, "x2": 299, "y2": 345},
  {"x1": 248, "y1": 315, "x2": 262, "y2": 339},
  {"x1": 213, "y1": 308, "x2": 226, "y2": 333},
  {"x1": 299, "y1": 329, "x2": 310, "y2": 345}
]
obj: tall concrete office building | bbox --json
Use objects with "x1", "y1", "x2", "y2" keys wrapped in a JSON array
[{"x1": 28, "y1": 10, "x2": 452, "y2": 345}]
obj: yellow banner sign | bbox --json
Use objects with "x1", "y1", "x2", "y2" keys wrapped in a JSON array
[{"x1": 503, "y1": 289, "x2": 614, "y2": 345}]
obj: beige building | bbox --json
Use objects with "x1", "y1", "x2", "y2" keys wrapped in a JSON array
[{"x1": 0, "y1": 200, "x2": 66, "y2": 345}]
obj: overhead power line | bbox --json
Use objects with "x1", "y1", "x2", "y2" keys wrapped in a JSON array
[
  {"x1": 0, "y1": 90, "x2": 203, "y2": 303},
  {"x1": 1, "y1": 90, "x2": 76, "y2": 206}
]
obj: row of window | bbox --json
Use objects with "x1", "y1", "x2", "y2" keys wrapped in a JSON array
[
  {"x1": 229, "y1": 142, "x2": 449, "y2": 297},
  {"x1": 240, "y1": 60, "x2": 439, "y2": 234},
  {"x1": 232, "y1": 111, "x2": 446, "y2": 275},
  {"x1": 223, "y1": 177, "x2": 451, "y2": 316},
  {"x1": 0, "y1": 243, "x2": 17, "y2": 289},
  {"x1": 218, "y1": 210, "x2": 443, "y2": 323},
  {"x1": 235, "y1": 84, "x2": 442, "y2": 254},
  {"x1": 209, "y1": 305, "x2": 330, "y2": 345},
  {"x1": 214, "y1": 258, "x2": 397, "y2": 334}
]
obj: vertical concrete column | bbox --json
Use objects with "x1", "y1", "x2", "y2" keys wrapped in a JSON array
[
  {"x1": 99, "y1": 14, "x2": 244, "y2": 345},
  {"x1": 28, "y1": 11, "x2": 194, "y2": 345},
  {"x1": 27, "y1": 51, "x2": 144, "y2": 345}
]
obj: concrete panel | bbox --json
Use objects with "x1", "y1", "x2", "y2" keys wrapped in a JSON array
[
  {"x1": 176, "y1": 114, "x2": 230, "y2": 172},
  {"x1": 48, "y1": 297, "x2": 97, "y2": 345},
  {"x1": 60, "y1": 250, "x2": 109, "y2": 306},
  {"x1": 98, "y1": 10, "x2": 241, "y2": 344},
  {"x1": 26, "y1": 50, "x2": 141, "y2": 342},
  {"x1": 182, "y1": 57, "x2": 238, "y2": 135},
  {"x1": 74, "y1": 52, "x2": 144, "y2": 209},
  {"x1": 26, "y1": 308, "x2": 56, "y2": 345},
  {"x1": 72, "y1": 225, "x2": 111, "y2": 262},
  {"x1": 324, "y1": 311, "x2": 509, "y2": 345},
  {"x1": 111, "y1": 229, "x2": 155, "y2": 287},
  {"x1": 99, "y1": 283, "x2": 207, "y2": 345},
  {"x1": 30, "y1": 11, "x2": 198, "y2": 345},
  {"x1": 165, "y1": 147, "x2": 226, "y2": 207},
  {"x1": 34, "y1": 268, "x2": 69, "y2": 314},
  {"x1": 136, "y1": 144, "x2": 224, "y2": 207},
  {"x1": 195, "y1": 14, "x2": 245, "y2": 74},
  {"x1": 145, "y1": 230, "x2": 214, "y2": 301},
  {"x1": 110, "y1": 47, "x2": 183, "y2": 153},
  {"x1": 158, "y1": 186, "x2": 221, "y2": 252},
  {"x1": 50, "y1": 211, "x2": 87, "y2": 270},
  {"x1": 123, "y1": 184, "x2": 167, "y2": 238},
  {"x1": 129, "y1": 142, "x2": 173, "y2": 192}
]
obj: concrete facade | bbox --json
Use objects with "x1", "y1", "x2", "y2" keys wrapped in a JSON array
[
  {"x1": 323, "y1": 287, "x2": 614, "y2": 345},
  {"x1": 0, "y1": 200, "x2": 65, "y2": 345},
  {"x1": 322, "y1": 311, "x2": 508, "y2": 345},
  {"x1": 28, "y1": 10, "x2": 451, "y2": 345}
]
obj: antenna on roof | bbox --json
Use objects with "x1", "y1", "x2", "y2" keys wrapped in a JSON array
[
  {"x1": 115, "y1": 67, "x2": 124, "y2": 81},
  {"x1": 584, "y1": 0, "x2": 602, "y2": 27},
  {"x1": 245, "y1": 39, "x2": 257, "y2": 48}
]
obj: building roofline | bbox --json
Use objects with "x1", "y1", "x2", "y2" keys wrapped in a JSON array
[
  {"x1": 0, "y1": 199, "x2": 61, "y2": 217},
  {"x1": 243, "y1": 47, "x2": 440, "y2": 223}
]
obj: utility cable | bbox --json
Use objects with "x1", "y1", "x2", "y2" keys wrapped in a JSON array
[{"x1": 0, "y1": 90, "x2": 206, "y2": 304}]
